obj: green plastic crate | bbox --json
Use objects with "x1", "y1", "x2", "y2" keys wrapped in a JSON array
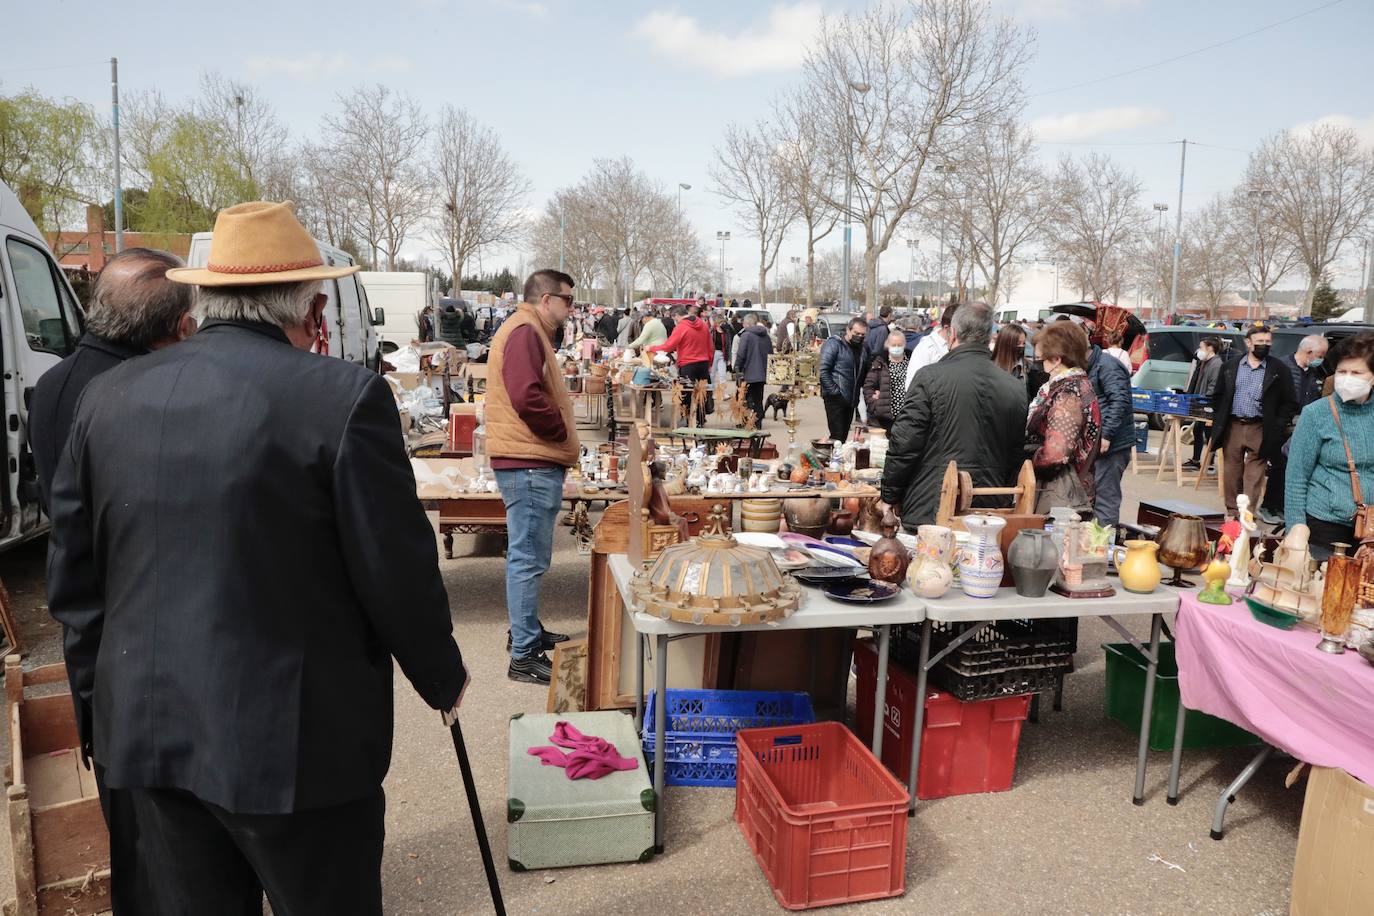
[{"x1": 1102, "y1": 642, "x2": 1261, "y2": 751}]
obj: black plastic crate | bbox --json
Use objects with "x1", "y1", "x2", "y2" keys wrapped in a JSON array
[{"x1": 894, "y1": 620, "x2": 1075, "y2": 702}]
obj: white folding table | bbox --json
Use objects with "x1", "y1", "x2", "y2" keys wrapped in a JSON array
[
  {"x1": 905, "y1": 586, "x2": 1184, "y2": 814},
  {"x1": 608, "y1": 554, "x2": 925, "y2": 851}
]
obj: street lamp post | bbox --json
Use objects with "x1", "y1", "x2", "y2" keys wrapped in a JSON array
[
  {"x1": 675, "y1": 183, "x2": 691, "y2": 296},
  {"x1": 841, "y1": 81, "x2": 871, "y2": 312},
  {"x1": 716, "y1": 231, "x2": 730, "y2": 295},
  {"x1": 1152, "y1": 202, "x2": 1169, "y2": 318},
  {"x1": 789, "y1": 256, "x2": 801, "y2": 304},
  {"x1": 906, "y1": 239, "x2": 919, "y2": 308}
]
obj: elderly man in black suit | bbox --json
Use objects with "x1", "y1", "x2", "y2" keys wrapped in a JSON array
[{"x1": 46, "y1": 201, "x2": 469, "y2": 916}]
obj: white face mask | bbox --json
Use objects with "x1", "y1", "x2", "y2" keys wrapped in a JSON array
[
  {"x1": 888, "y1": 346, "x2": 905, "y2": 358},
  {"x1": 1195, "y1": 348, "x2": 1208, "y2": 361},
  {"x1": 1334, "y1": 374, "x2": 1373, "y2": 403}
]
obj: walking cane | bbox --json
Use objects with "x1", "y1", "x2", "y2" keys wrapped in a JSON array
[{"x1": 448, "y1": 718, "x2": 507, "y2": 915}]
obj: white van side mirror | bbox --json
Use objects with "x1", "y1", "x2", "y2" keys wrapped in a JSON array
[{"x1": 372, "y1": 307, "x2": 385, "y2": 327}]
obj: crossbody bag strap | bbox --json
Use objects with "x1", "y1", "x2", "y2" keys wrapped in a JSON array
[{"x1": 1327, "y1": 395, "x2": 1364, "y2": 506}]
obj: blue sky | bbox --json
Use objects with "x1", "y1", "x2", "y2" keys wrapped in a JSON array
[{"x1": 6, "y1": 0, "x2": 1372, "y2": 288}]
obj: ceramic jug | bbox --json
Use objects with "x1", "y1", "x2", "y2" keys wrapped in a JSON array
[
  {"x1": 909, "y1": 524, "x2": 955, "y2": 598},
  {"x1": 868, "y1": 510, "x2": 912, "y2": 585},
  {"x1": 959, "y1": 514, "x2": 1007, "y2": 598},
  {"x1": 1006, "y1": 528, "x2": 1057, "y2": 598},
  {"x1": 1113, "y1": 539, "x2": 1162, "y2": 594}
]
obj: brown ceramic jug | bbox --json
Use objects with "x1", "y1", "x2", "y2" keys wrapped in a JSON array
[{"x1": 868, "y1": 509, "x2": 911, "y2": 585}]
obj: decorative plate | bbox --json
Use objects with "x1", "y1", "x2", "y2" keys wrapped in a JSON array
[
  {"x1": 769, "y1": 547, "x2": 813, "y2": 571},
  {"x1": 821, "y1": 580, "x2": 901, "y2": 603},
  {"x1": 792, "y1": 567, "x2": 869, "y2": 585}
]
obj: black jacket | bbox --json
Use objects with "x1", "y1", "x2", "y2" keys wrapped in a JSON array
[
  {"x1": 820, "y1": 336, "x2": 864, "y2": 403},
  {"x1": 46, "y1": 320, "x2": 466, "y2": 815},
  {"x1": 1209, "y1": 354, "x2": 1297, "y2": 462},
  {"x1": 31, "y1": 333, "x2": 143, "y2": 514},
  {"x1": 862, "y1": 350, "x2": 912, "y2": 429},
  {"x1": 1086, "y1": 345, "x2": 1135, "y2": 455},
  {"x1": 862, "y1": 318, "x2": 890, "y2": 364},
  {"x1": 733, "y1": 324, "x2": 773, "y2": 383},
  {"x1": 438, "y1": 306, "x2": 467, "y2": 347},
  {"x1": 882, "y1": 344, "x2": 1029, "y2": 530}
]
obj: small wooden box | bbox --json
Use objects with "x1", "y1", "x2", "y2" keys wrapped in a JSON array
[{"x1": 3, "y1": 657, "x2": 109, "y2": 916}]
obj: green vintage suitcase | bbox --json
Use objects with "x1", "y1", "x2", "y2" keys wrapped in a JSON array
[{"x1": 507, "y1": 711, "x2": 656, "y2": 871}]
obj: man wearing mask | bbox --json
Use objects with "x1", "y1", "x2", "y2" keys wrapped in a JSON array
[
  {"x1": 863, "y1": 304, "x2": 893, "y2": 364},
  {"x1": 905, "y1": 303, "x2": 959, "y2": 390},
  {"x1": 1182, "y1": 337, "x2": 1224, "y2": 470},
  {"x1": 1208, "y1": 324, "x2": 1296, "y2": 516},
  {"x1": 819, "y1": 317, "x2": 868, "y2": 441},
  {"x1": 882, "y1": 302, "x2": 1028, "y2": 529},
  {"x1": 1256, "y1": 334, "x2": 1330, "y2": 524},
  {"x1": 862, "y1": 330, "x2": 912, "y2": 432}
]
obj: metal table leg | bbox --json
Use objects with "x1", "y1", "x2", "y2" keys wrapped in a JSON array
[
  {"x1": 652, "y1": 634, "x2": 668, "y2": 852},
  {"x1": 872, "y1": 625, "x2": 890, "y2": 759},
  {"x1": 1211, "y1": 745, "x2": 1274, "y2": 840},
  {"x1": 1133, "y1": 613, "x2": 1164, "y2": 805},
  {"x1": 906, "y1": 620, "x2": 932, "y2": 815},
  {"x1": 634, "y1": 633, "x2": 645, "y2": 733},
  {"x1": 1166, "y1": 695, "x2": 1187, "y2": 805}
]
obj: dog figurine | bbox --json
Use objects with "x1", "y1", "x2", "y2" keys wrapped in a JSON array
[{"x1": 764, "y1": 392, "x2": 788, "y2": 420}]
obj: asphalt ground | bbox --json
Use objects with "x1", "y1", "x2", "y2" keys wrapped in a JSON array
[{"x1": 0, "y1": 392, "x2": 1302, "y2": 916}]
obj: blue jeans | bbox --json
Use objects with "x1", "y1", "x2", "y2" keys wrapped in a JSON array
[{"x1": 495, "y1": 467, "x2": 565, "y2": 659}]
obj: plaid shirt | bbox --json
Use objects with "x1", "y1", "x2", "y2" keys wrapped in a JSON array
[{"x1": 1230, "y1": 357, "x2": 1266, "y2": 419}]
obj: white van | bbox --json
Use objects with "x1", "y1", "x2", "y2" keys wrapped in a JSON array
[
  {"x1": 0, "y1": 181, "x2": 86, "y2": 550},
  {"x1": 358, "y1": 270, "x2": 432, "y2": 353},
  {"x1": 186, "y1": 233, "x2": 383, "y2": 370}
]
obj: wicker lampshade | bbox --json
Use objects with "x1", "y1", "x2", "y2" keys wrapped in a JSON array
[{"x1": 630, "y1": 512, "x2": 800, "y2": 626}]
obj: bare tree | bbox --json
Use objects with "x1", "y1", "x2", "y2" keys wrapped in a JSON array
[
  {"x1": 529, "y1": 190, "x2": 602, "y2": 297},
  {"x1": 951, "y1": 122, "x2": 1048, "y2": 303},
  {"x1": 429, "y1": 105, "x2": 529, "y2": 288},
  {"x1": 803, "y1": 0, "x2": 1032, "y2": 311},
  {"x1": 1225, "y1": 182, "x2": 1298, "y2": 315},
  {"x1": 296, "y1": 143, "x2": 357, "y2": 250},
  {"x1": 1185, "y1": 196, "x2": 1240, "y2": 318},
  {"x1": 1255, "y1": 123, "x2": 1374, "y2": 314},
  {"x1": 774, "y1": 92, "x2": 841, "y2": 308},
  {"x1": 323, "y1": 85, "x2": 429, "y2": 270},
  {"x1": 1051, "y1": 153, "x2": 1146, "y2": 303},
  {"x1": 711, "y1": 121, "x2": 797, "y2": 307},
  {"x1": 573, "y1": 158, "x2": 675, "y2": 306},
  {"x1": 650, "y1": 213, "x2": 714, "y2": 297},
  {"x1": 195, "y1": 73, "x2": 289, "y2": 192}
]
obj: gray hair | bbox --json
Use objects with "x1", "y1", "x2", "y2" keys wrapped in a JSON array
[
  {"x1": 1300, "y1": 334, "x2": 1327, "y2": 354},
  {"x1": 195, "y1": 280, "x2": 320, "y2": 328},
  {"x1": 742, "y1": 313, "x2": 758, "y2": 326},
  {"x1": 950, "y1": 300, "x2": 993, "y2": 347},
  {"x1": 85, "y1": 248, "x2": 194, "y2": 349},
  {"x1": 885, "y1": 330, "x2": 906, "y2": 348}
]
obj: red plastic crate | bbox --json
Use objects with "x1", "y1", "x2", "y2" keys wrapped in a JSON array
[
  {"x1": 853, "y1": 638, "x2": 1031, "y2": 800},
  {"x1": 734, "y1": 722, "x2": 909, "y2": 910}
]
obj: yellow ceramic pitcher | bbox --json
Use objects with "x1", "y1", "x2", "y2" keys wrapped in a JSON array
[{"x1": 1114, "y1": 540, "x2": 1162, "y2": 594}]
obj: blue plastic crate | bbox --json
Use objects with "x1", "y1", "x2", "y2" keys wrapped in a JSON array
[
  {"x1": 1131, "y1": 389, "x2": 1158, "y2": 412},
  {"x1": 641, "y1": 689, "x2": 815, "y2": 787},
  {"x1": 1156, "y1": 392, "x2": 1206, "y2": 416},
  {"x1": 1133, "y1": 420, "x2": 1149, "y2": 453}
]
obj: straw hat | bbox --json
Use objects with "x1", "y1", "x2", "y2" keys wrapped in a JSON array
[{"x1": 166, "y1": 201, "x2": 359, "y2": 287}]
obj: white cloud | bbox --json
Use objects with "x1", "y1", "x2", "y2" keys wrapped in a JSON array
[
  {"x1": 1291, "y1": 113, "x2": 1374, "y2": 148},
  {"x1": 630, "y1": 3, "x2": 823, "y2": 77},
  {"x1": 1029, "y1": 106, "x2": 1166, "y2": 142},
  {"x1": 243, "y1": 53, "x2": 414, "y2": 80}
]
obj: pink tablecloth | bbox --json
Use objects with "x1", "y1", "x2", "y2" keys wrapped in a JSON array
[{"x1": 1175, "y1": 593, "x2": 1374, "y2": 786}]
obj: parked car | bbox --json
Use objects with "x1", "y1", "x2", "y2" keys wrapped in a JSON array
[
  {"x1": 1129, "y1": 325, "x2": 1243, "y2": 392},
  {"x1": 1270, "y1": 323, "x2": 1374, "y2": 361},
  {"x1": 0, "y1": 180, "x2": 86, "y2": 551},
  {"x1": 186, "y1": 232, "x2": 383, "y2": 370}
]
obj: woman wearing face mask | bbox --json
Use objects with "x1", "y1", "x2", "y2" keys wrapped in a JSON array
[
  {"x1": 862, "y1": 330, "x2": 913, "y2": 431},
  {"x1": 1284, "y1": 332, "x2": 1374, "y2": 558},
  {"x1": 1025, "y1": 321, "x2": 1102, "y2": 515},
  {"x1": 1183, "y1": 336, "x2": 1224, "y2": 469}
]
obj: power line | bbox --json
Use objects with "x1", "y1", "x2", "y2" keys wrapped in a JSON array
[
  {"x1": 0, "y1": 60, "x2": 110, "y2": 76},
  {"x1": 1030, "y1": 0, "x2": 1348, "y2": 98}
]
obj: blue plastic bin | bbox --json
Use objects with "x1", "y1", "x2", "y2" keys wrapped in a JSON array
[
  {"x1": 1131, "y1": 389, "x2": 1158, "y2": 412},
  {"x1": 641, "y1": 689, "x2": 815, "y2": 787},
  {"x1": 1133, "y1": 420, "x2": 1149, "y2": 453}
]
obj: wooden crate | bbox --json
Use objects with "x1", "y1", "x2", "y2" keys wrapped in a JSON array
[{"x1": 3, "y1": 656, "x2": 109, "y2": 916}]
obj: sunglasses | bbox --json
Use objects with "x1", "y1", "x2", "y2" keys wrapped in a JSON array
[{"x1": 546, "y1": 292, "x2": 575, "y2": 307}]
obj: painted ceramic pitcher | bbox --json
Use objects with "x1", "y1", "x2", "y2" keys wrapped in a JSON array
[
  {"x1": 909, "y1": 524, "x2": 955, "y2": 598},
  {"x1": 959, "y1": 514, "x2": 1007, "y2": 599}
]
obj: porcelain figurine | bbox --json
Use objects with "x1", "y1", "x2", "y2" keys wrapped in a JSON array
[
  {"x1": 868, "y1": 510, "x2": 912, "y2": 585},
  {"x1": 1226, "y1": 494, "x2": 1257, "y2": 590},
  {"x1": 1197, "y1": 552, "x2": 1233, "y2": 604},
  {"x1": 959, "y1": 514, "x2": 1007, "y2": 598}
]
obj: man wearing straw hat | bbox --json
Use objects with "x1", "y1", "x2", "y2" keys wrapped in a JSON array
[{"x1": 46, "y1": 201, "x2": 469, "y2": 915}]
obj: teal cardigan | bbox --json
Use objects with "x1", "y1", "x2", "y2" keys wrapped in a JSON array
[{"x1": 1285, "y1": 394, "x2": 1374, "y2": 529}]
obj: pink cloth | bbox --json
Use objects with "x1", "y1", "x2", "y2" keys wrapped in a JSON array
[
  {"x1": 1175, "y1": 593, "x2": 1374, "y2": 786},
  {"x1": 527, "y1": 721, "x2": 640, "y2": 780}
]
